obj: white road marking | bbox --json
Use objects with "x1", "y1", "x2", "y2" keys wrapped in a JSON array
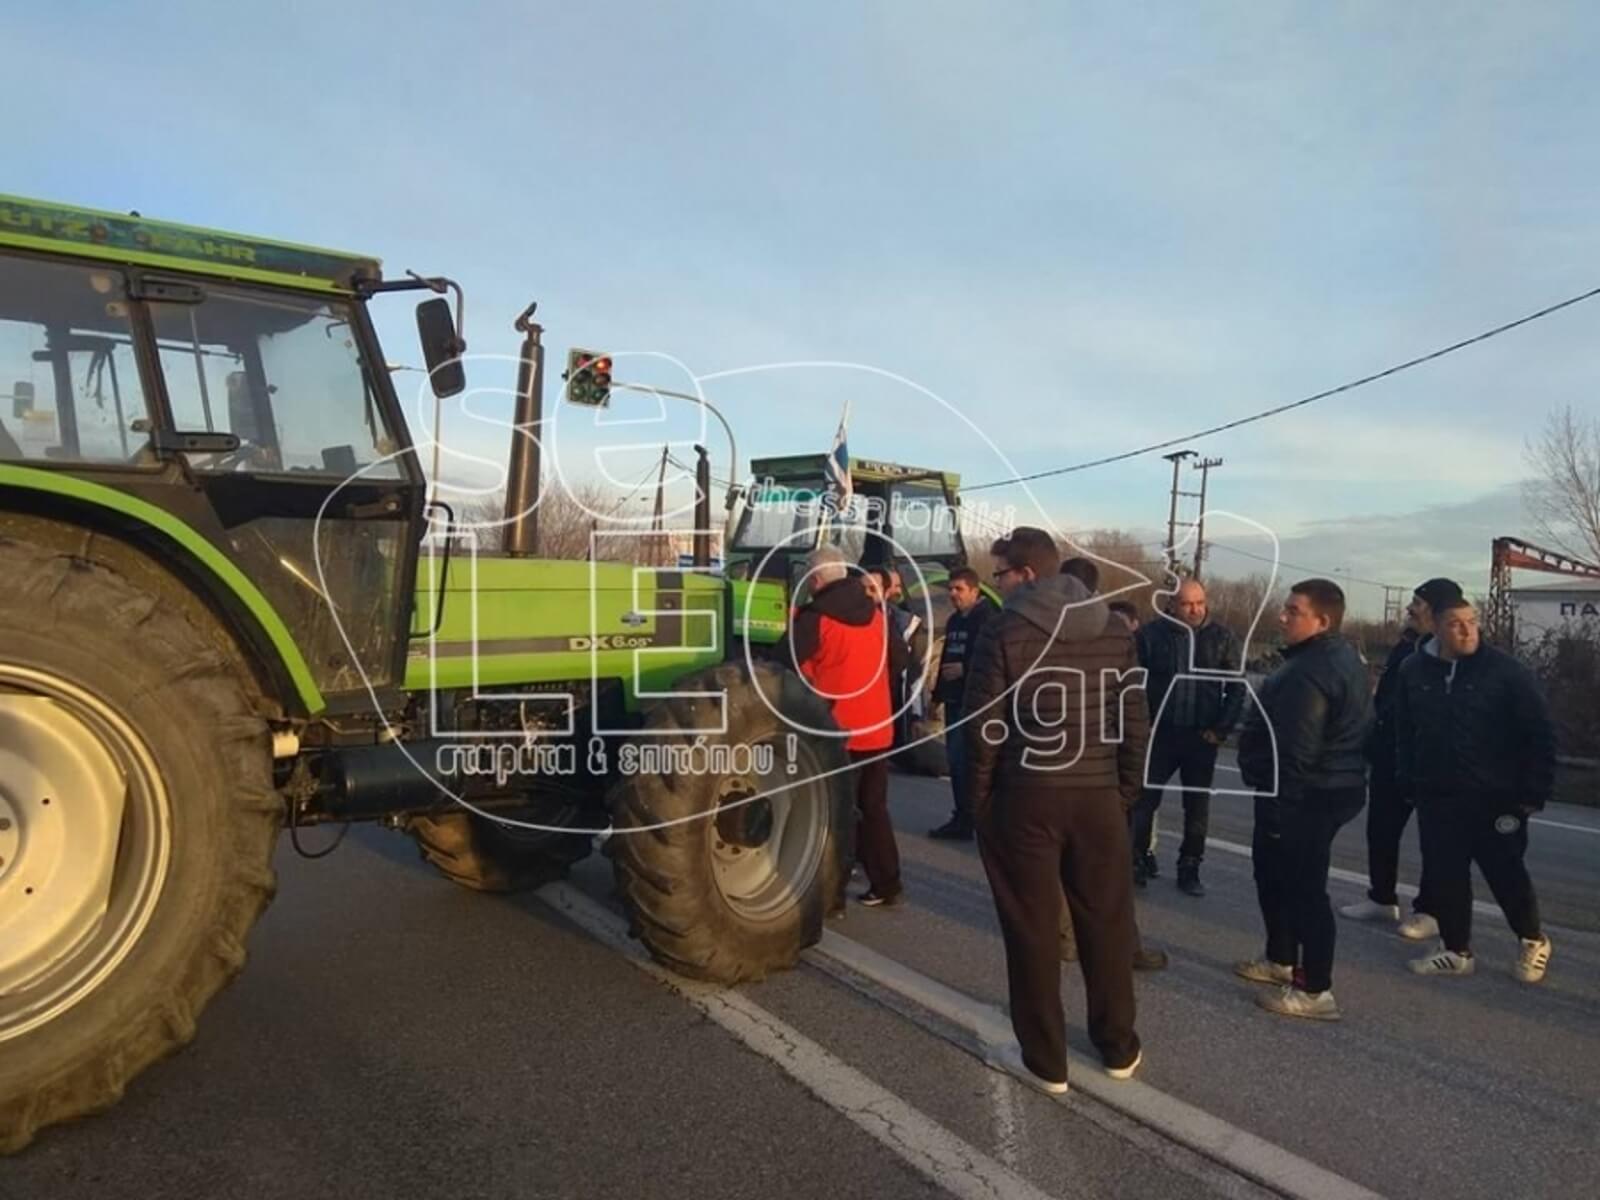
[
  {"x1": 538, "y1": 882, "x2": 1059, "y2": 1200},
  {"x1": 1178, "y1": 829, "x2": 1564, "y2": 927},
  {"x1": 989, "y1": 1070, "x2": 1022, "y2": 1170},
  {"x1": 1530, "y1": 816, "x2": 1600, "y2": 836},
  {"x1": 810, "y1": 932, "x2": 1384, "y2": 1200}
]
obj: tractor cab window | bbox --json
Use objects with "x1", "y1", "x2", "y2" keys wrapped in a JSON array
[
  {"x1": 0, "y1": 256, "x2": 152, "y2": 465},
  {"x1": 888, "y1": 481, "x2": 962, "y2": 561},
  {"x1": 730, "y1": 481, "x2": 823, "y2": 553},
  {"x1": 151, "y1": 287, "x2": 402, "y2": 478}
]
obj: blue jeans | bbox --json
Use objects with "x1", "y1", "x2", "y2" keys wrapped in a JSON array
[{"x1": 945, "y1": 702, "x2": 970, "y2": 823}]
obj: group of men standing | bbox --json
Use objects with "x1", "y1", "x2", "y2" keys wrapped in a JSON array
[{"x1": 792, "y1": 531, "x2": 1557, "y2": 1096}]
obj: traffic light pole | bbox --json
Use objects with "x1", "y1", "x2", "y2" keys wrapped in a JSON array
[{"x1": 611, "y1": 380, "x2": 741, "y2": 510}]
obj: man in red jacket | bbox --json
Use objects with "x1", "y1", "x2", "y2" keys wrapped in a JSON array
[{"x1": 792, "y1": 547, "x2": 906, "y2": 907}]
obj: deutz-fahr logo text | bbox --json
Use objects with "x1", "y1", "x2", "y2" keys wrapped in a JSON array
[{"x1": 568, "y1": 634, "x2": 655, "y2": 650}]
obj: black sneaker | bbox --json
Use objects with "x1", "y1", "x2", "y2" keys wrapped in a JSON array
[
  {"x1": 858, "y1": 889, "x2": 905, "y2": 908},
  {"x1": 1132, "y1": 856, "x2": 1149, "y2": 889},
  {"x1": 928, "y1": 819, "x2": 975, "y2": 842},
  {"x1": 1176, "y1": 857, "x2": 1206, "y2": 897},
  {"x1": 1140, "y1": 851, "x2": 1160, "y2": 880}
]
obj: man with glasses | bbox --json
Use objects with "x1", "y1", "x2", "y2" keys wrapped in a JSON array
[{"x1": 965, "y1": 529, "x2": 1148, "y2": 1092}]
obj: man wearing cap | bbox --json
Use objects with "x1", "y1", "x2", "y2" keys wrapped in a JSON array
[{"x1": 1339, "y1": 578, "x2": 1460, "y2": 938}]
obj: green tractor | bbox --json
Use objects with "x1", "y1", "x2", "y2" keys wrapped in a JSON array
[
  {"x1": 723, "y1": 452, "x2": 979, "y2": 773},
  {"x1": 0, "y1": 195, "x2": 867, "y2": 1151}
]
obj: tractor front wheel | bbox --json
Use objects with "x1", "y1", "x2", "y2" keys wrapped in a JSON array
[
  {"x1": 0, "y1": 537, "x2": 279, "y2": 1153},
  {"x1": 608, "y1": 661, "x2": 853, "y2": 984}
]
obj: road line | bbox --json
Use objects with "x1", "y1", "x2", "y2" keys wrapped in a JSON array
[
  {"x1": 989, "y1": 1071, "x2": 1023, "y2": 1170},
  {"x1": 538, "y1": 882, "x2": 1059, "y2": 1200},
  {"x1": 1174, "y1": 828, "x2": 1573, "y2": 927},
  {"x1": 1531, "y1": 816, "x2": 1600, "y2": 836},
  {"x1": 810, "y1": 932, "x2": 1384, "y2": 1200}
]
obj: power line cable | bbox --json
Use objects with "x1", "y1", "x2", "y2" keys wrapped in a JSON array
[
  {"x1": 1206, "y1": 541, "x2": 1399, "y2": 590},
  {"x1": 965, "y1": 283, "x2": 1600, "y2": 491}
]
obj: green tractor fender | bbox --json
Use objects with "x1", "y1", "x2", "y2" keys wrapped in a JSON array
[{"x1": 0, "y1": 464, "x2": 326, "y2": 715}]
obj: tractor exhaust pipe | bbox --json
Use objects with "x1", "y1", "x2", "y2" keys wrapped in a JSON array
[
  {"x1": 693, "y1": 444, "x2": 712, "y2": 568},
  {"x1": 503, "y1": 303, "x2": 544, "y2": 556}
]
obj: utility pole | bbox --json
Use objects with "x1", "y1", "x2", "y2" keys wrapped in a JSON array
[
  {"x1": 650, "y1": 444, "x2": 669, "y2": 566},
  {"x1": 1382, "y1": 586, "x2": 1406, "y2": 629},
  {"x1": 1163, "y1": 450, "x2": 1197, "y2": 574},
  {"x1": 1191, "y1": 457, "x2": 1223, "y2": 579}
]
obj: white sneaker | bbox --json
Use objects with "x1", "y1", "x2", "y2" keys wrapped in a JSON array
[
  {"x1": 1339, "y1": 899, "x2": 1400, "y2": 922},
  {"x1": 1256, "y1": 986, "x2": 1342, "y2": 1021},
  {"x1": 1408, "y1": 945, "x2": 1475, "y2": 975},
  {"x1": 1233, "y1": 958, "x2": 1294, "y2": 985},
  {"x1": 988, "y1": 1040, "x2": 1068, "y2": 1096},
  {"x1": 1104, "y1": 1048, "x2": 1143, "y2": 1080},
  {"x1": 1397, "y1": 912, "x2": 1440, "y2": 941},
  {"x1": 1514, "y1": 934, "x2": 1552, "y2": 983}
]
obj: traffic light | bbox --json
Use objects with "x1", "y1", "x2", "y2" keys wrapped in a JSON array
[{"x1": 565, "y1": 348, "x2": 613, "y2": 407}]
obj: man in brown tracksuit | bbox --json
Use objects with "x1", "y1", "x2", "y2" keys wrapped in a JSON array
[{"x1": 966, "y1": 529, "x2": 1148, "y2": 1092}]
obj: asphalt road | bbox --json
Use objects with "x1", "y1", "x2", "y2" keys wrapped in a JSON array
[
  {"x1": 1194, "y1": 749, "x2": 1600, "y2": 935},
  {"x1": 6, "y1": 770, "x2": 1598, "y2": 1200}
]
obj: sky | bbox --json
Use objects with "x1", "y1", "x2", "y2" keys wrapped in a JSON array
[{"x1": 9, "y1": 1, "x2": 1599, "y2": 613}]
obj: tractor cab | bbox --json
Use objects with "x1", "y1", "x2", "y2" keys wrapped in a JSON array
[{"x1": 724, "y1": 452, "x2": 967, "y2": 595}]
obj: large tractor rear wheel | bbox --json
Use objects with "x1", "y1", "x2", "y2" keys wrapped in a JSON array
[
  {"x1": 609, "y1": 661, "x2": 853, "y2": 984},
  {"x1": 0, "y1": 538, "x2": 279, "y2": 1153}
]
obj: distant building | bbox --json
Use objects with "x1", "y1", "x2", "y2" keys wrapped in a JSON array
[{"x1": 1509, "y1": 579, "x2": 1600, "y2": 646}]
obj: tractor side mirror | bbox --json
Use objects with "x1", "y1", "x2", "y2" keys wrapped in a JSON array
[
  {"x1": 416, "y1": 299, "x2": 465, "y2": 399},
  {"x1": 11, "y1": 381, "x2": 33, "y2": 418}
]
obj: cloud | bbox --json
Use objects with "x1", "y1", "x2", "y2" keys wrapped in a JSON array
[{"x1": 1205, "y1": 484, "x2": 1528, "y2": 609}]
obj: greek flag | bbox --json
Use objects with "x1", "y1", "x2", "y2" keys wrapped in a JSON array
[{"x1": 824, "y1": 401, "x2": 851, "y2": 507}]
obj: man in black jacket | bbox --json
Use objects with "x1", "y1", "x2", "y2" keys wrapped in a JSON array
[
  {"x1": 1236, "y1": 579, "x2": 1372, "y2": 1021},
  {"x1": 1131, "y1": 579, "x2": 1245, "y2": 897},
  {"x1": 1339, "y1": 577, "x2": 1461, "y2": 935},
  {"x1": 965, "y1": 528, "x2": 1148, "y2": 1092},
  {"x1": 1395, "y1": 598, "x2": 1555, "y2": 982},
  {"x1": 929, "y1": 566, "x2": 997, "y2": 840}
]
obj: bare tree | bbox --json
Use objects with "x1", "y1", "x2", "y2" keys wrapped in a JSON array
[
  {"x1": 451, "y1": 483, "x2": 654, "y2": 562},
  {"x1": 1524, "y1": 405, "x2": 1600, "y2": 565}
]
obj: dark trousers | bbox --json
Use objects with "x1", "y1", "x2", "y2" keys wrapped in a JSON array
[
  {"x1": 851, "y1": 750, "x2": 901, "y2": 897},
  {"x1": 1364, "y1": 771, "x2": 1430, "y2": 912},
  {"x1": 1251, "y1": 788, "x2": 1362, "y2": 994},
  {"x1": 1132, "y1": 729, "x2": 1218, "y2": 861},
  {"x1": 944, "y1": 701, "x2": 971, "y2": 823},
  {"x1": 1417, "y1": 799, "x2": 1541, "y2": 954},
  {"x1": 1060, "y1": 808, "x2": 1150, "y2": 957},
  {"x1": 978, "y1": 788, "x2": 1139, "y2": 1082}
]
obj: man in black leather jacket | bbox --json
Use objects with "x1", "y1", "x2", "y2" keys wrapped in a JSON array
[
  {"x1": 1395, "y1": 597, "x2": 1555, "y2": 983},
  {"x1": 1131, "y1": 579, "x2": 1246, "y2": 897},
  {"x1": 1236, "y1": 579, "x2": 1372, "y2": 1022}
]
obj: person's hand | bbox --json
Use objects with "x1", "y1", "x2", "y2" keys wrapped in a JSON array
[
  {"x1": 940, "y1": 663, "x2": 963, "y2": 681},
  {"x1": 1201, "y1": 729, "x2": 1223, "y2": 747}
]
